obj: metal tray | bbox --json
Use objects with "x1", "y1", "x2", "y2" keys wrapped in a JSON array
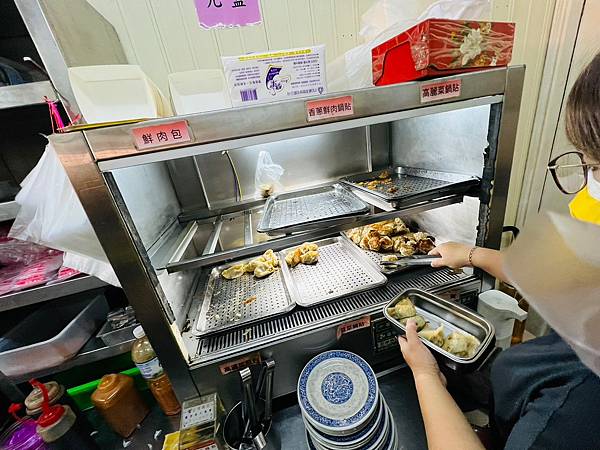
[
  {"x1": 257, "y1": 184, "x2": 369, "y2": 236},
  {"x1": 194, "y1": 255, "x2": 294, "y2": 335},
  {"x1": 96, "y1": 321, "x2": 139, "y2": 346},
  {"x1": 383, "y1": 289, "x2": 495, "y2": 371},
  {"x1": 341, "y1": 167, "x2": 479, "y2": 208},
  {"x1": 279, "y1": 236, "x2": 387, "y2": 308}
]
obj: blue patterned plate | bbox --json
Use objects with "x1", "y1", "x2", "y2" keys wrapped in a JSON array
[
  {"x1": 305, "y1": 394, "x2": 384, "y2": 449},
  {"x1": 298, "y1": 350, "x2": 379, "y2": 435}
]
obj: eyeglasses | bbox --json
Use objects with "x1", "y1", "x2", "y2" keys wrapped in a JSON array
[{"x1": 547, "y1": 151, "x2": 600, "y2": 195}]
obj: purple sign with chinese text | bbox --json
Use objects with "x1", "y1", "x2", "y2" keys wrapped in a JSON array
[{"x1": 195, "y1": 0, "x2": 262, "y2": 29}]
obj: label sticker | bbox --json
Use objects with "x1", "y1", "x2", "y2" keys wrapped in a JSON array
[
  {"x1": 337, "y1": 315, "x2": 371, "y2": 340},
  {"x1": 219, "y1": 353, "x2": 261, "y2": 375},
  {"x1": 306, "y1": 95, "x2": 354, "y2": 122},
  {"x1": 135, "y1": 357, "x2": 163, "y2": 380},
  {"x1": 420, "y1": 79, "x2": 462, "y2": 103},
  {"x1": 222, "y1": 46, "x2": 326, "y2": 107},
  {"x1": 132, "y1": 120, "x2": 191, "y2": 150}
]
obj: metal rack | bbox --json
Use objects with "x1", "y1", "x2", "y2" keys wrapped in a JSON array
[
  {"x1": 0, "y1": 81, "x2": 56, "y2": 110},
  {"x1": 49, "y1": 66, "x2": 525, "y2": 402}
]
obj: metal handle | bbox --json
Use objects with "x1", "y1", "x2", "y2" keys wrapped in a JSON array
[
  {"x1": 263, "y1": 360, "x2": 275, "y2": 422},
  {"x1": 240, "y1": 368, "x2": 258, "y2": 436},
  {"x1": 381, "y1": 255, "x2": 441, "y2": 267}
]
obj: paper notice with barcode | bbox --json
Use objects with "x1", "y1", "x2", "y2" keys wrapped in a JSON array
[{"x1": 222, "y1": 45, "x2": 327, "y2": 107}]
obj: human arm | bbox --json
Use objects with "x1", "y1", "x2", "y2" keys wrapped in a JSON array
[
  {"x1": 428, "y1": 242, "x2": 508, "y2": 283},
  {"x1": 399, "y1": 320, "x2": 484, "y2": 450}
]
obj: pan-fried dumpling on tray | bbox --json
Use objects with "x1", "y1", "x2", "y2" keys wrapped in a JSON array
[
  {"x1": 300, "y1": 250, "x2": 319, "y2": 265},
  {"x1": 400, "y1": 315, "x2": 427, "y2": 331},
  {"x1": 254, "y1": 261, "x2": 275, "y2": 279},
  {"x1": 418, "y1": 325, "x2": 445, "y2": 347},
  {"x1": 393, "y1": 298, "x2": 417, "y2": 319},
  {"x1": 442, "y1": 331, "x2": 471, "y2": 357},
  {"x1": 221, "y1": 264, "x2": 245, "y2": 280}
]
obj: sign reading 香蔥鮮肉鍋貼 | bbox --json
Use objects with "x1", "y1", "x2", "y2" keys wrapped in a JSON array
[{"x1": 195, "y1": 0, "x2": 262, "y2": 28}]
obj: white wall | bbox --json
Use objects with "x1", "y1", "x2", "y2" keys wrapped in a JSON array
[{"x1": 84, "y1": 0, "x2": 555, "y2": 227}]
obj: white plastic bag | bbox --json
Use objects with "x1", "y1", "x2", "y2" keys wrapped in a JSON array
[
  {"x1": 255, "y1": 151, "x2": 284, "y2": 198},
  {"x1": 9, "y1": 144, "x2": 120, "y2": 286},
  {"x1": 327, "y1": 0, "x2": 492, "y2": 91}
]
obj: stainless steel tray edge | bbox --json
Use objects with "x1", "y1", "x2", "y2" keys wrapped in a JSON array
[{"x1": 383, "y1": 288, "x2": 495, "y2": 368}]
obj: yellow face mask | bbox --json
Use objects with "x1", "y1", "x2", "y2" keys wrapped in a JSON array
[{"x1": 569, "y1": 187, "x2": 600, "y2": 224}]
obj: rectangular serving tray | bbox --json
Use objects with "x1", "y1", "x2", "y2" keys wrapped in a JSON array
[
  {"x1": 383, "y1": 288, "x2": 495, "y2": 371},
  {"x1": 193, "y1": 255, "x2": 294, "y2": 335},
  {"x1": 257, "y1": 184, "x2": 369, "y2": 236},
  {"x1": 279, "y1": 236, "x2": 387, "y2": 308},
  {"x1": 341, "y1": 167, "x2": 479, "y2": 208}
]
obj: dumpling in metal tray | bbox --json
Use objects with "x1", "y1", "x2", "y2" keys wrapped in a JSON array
[
  {"x1": 443, "y1": 332, "x2": 481, "y2": 358},
  {"x1": 221, "y1": 264, "x2": 245, "y2": 280},
  {"x1": 418, "y1": 325, "x2": 446, "y2": 347},
  {"x1": 393, "y1": 298, "x2": 417, "y2": 319},
  {"x1": 254, "y1": 261, "x2": 275, "y2": 279},
  {"x1": 300, "y1": 250, "x2": 319, "y2": 265},
  {"x1": 400, "y1": 315, "x2": 427, "y2": 331}
]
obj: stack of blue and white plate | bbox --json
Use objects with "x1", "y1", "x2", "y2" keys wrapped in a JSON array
[{"x1": 298, "y1": 350, "x2": 398, "y2": 450}]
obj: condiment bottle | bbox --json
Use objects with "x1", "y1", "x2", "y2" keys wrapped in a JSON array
[
  {"x1": 30, "y1": 381, "x2": 98, "y2": 450},
  {"x1": 131, "y1": 326, "x2": 181, "y2": 415},
  {"x1": 2, "y1": 404, "x2": 47, "y2": 450},
  {"x1": 91, "y1": 373, "x2": 149, "y2": 437},
  {"x1": 25, "y1": 380, "x2": 92, "y2": 435}
]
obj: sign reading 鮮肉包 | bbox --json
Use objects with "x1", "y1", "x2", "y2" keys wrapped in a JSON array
[
  {"x1": 132, "y1": 120, "x2": 191, "y2": 151},
  {"x1": 195, "y1": 0, "x2": 262, "y2": 29},
  {"x1": 420, "y1": 79, "x2": 462, "y2": 103}
]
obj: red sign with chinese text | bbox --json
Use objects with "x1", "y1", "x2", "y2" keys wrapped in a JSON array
[
  {"x1": 218, "y1": 353, "x2": 261, "y2": 375},
  {"x1": 306, "y1": 96, "x2": 354, "y2": 122},
  {"x1": 420, "y1": 79, "x2": 462, "y2": 103},
  {"x1": 336, "y1": 315, "x2": 371, "y2": 340},
  {"x1": 132, "y1": 120, "x2": 191, "y2": 150}
]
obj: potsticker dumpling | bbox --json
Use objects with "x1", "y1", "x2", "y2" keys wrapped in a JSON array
[
  {"x1": 254, "y1": 261, "x2": 275, "y2": 279},
  {"x1": 442, "y1": 332, "x2": 470, "y2": 357},
  {"x1": 300, "y1": 250, "x2": 319, "y2": 265},
  {"x1": 393, "y1": 298, "x2": 417, "y2": 320},
  {"x1": 221, "y1": 264, "x2": 245, "y2": 280},
  {"x1": 243, "y1": 258, "x2": 264, "y2": 274},
  {"x1": 418, "y1": 325, "x2": 445, "y2": 347},
  {"x1": 262, "y1": 249, "x2": 279, "y2": 267},
  {"x1": 400, "y1": 315, "x2": 427, "y2": 331},
  {"x1": 300, "y1": 242, "x2": 319, "y2": 253},
  {"x1": 285, "y1": 248, "x2": 302, "y2": 268},
  {"x1": 379, "y1": 236, "x2": 393, "y2": 252}
]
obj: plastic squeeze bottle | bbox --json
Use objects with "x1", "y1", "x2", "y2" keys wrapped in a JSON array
[{"x1": 131, "y1": 326, "x2": 181, "y2": 415}]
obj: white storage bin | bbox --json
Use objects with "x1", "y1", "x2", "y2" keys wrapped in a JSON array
[
  {"x1": 168, "y1": 69, "x2": 232, "y2": 115},
  {"x1": 68, "y1": 65, "x2": 163, "y2": 123}
]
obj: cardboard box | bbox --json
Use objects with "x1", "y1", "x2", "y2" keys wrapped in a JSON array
[{"x1": 372, "y1": 19, "x2": 515, "y2": 86}]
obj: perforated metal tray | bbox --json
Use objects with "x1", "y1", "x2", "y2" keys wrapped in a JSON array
[
  {"x1": 257, "y1": 184, "x2": 369, "y2": 236},
  {"x1": 279, "y1": 236, "x2": 387, "y2": 308},
  {"x1": 194, "y1": 256, "x2": 294, "y2": 335},
  {"x1": 341, "y1": 167, "x2": 479, "y2": 208}
]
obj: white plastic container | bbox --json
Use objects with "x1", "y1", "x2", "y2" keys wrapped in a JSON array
[
  {"x1": 168, "y1": 69, "x2": 232, "y2": 115},
  {"x1": 478, "y1": 290, "x2": 528, "y2": 349},
  {"x1": 68, "y1": 65, "x2": 162, "y2": 123}
]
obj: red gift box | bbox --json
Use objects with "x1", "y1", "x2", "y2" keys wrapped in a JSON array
[{"x1": 372, "y1": 19, "x2": 515, "y2": 86}]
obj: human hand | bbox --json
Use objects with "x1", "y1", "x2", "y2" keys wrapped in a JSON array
[
  {"x1": 428, "y1": 242, "x2": 473, "y2": 269},
  {"x1": 398, "y1": 319, "x2": 446, "y2": 386}
]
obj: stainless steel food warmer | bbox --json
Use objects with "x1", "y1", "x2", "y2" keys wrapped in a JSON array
[{"x1": 50, "y1": 66, "x2": 524, "y2": 404}]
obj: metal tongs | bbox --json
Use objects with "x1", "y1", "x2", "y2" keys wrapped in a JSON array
[{"x1": 380, "y1": 254, "x2": 441, "y2": 269}]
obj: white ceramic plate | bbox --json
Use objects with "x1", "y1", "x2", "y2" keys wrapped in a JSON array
[{"x1": 298, "y1": 351, "x2": 379, "y2": 435}]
